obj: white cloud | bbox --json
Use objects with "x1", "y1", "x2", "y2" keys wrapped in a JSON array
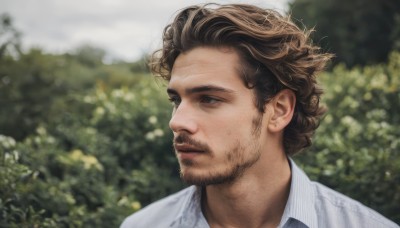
[{"x1": 1, "y1": 0, "x2": 288, "y2": 61}]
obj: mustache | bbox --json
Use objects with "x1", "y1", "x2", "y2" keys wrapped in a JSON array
[{"x1": 173, "y1": 133, "x2": 211, "y2": 152}]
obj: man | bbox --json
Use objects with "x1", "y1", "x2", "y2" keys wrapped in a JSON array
[{"x1": 121, "y1": 4, "x2": 398, "y2": 228}]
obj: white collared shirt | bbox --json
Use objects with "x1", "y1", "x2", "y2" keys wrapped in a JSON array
[{"x1": 120, "y1": 159, "x2": 398, "y2": 228}]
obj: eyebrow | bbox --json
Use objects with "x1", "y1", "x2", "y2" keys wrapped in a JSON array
[{"x1": 167, "y1": 85, "x2": 235, "y2": 95}]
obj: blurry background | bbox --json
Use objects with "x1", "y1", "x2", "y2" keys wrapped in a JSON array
[{"x1": 0, "y1": 0, "x2": 399, "y2": 227}]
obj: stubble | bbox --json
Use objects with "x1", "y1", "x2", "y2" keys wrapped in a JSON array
[{"x1": 174, "y1": 114, "x2": 263, "y2": 186}]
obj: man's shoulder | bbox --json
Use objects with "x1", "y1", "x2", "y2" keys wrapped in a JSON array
[
  {"x1": 311, "y1": 181, "x2": 399, "y2": 227},
  {"x1": 120, "y1": 186, "x2": 196, "y2": 228}
]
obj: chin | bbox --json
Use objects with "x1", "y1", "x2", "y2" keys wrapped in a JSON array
[{"x1": 180, "y1": 167, "x2": 238, "y2": 186}]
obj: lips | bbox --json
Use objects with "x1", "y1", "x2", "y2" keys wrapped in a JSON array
[{"x1": 174, "y1": 144, "x2": 204, "y2": 153}]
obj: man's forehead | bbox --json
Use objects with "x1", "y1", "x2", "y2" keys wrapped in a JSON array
[{"x1": 167, "y1": 47, "x2": 250, "y2": 93}]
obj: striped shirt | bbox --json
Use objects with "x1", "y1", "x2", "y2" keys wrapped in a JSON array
[{"x1": 121, "y1": 159, "x2": 399, "y2": 228}]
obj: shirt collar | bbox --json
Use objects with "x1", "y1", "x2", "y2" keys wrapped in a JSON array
[
  {"x1": 170, "y1": 186, "x2": 208, "y2": 228},
  {"x1": 279, "y1": 158, "x2": 317, "y2": 228}
]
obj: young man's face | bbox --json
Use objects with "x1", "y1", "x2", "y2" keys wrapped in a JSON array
[{"x1": 168, "y1": 47, "x2": 270, "y2": 186}]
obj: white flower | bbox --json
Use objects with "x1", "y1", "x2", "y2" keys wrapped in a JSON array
[
  {"x1": 154, "y1": 129, "x2": 164, "y2": 137},
  {"x1": 148, "y1": 116, "x2": 157, "y2": 124},
  {"x1": 95, "y1": 107, "x2": 105, "y2": 116},
  {"x1": 145, "y1": 132, "x2": 155, "y2": 141}
]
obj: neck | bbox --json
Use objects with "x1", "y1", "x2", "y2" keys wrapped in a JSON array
[{"x1": 201, "y1": 153, "x2": 291, "y2": 228}]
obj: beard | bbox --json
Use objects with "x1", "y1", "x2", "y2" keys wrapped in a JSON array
[{"x1": 173, "y1": 114, "x2": 263, "y2": 186}]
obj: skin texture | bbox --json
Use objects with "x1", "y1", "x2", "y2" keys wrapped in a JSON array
[{"x1": 168, "y1": 47, "x2": 295, "y2": 227}]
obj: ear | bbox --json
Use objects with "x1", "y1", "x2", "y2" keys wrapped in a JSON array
[{"x1": 267, "y1": 89, "x2": 296, "y2": 133}]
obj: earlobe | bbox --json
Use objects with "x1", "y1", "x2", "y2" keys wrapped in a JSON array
[{"x1": 267, "y1": 89, "x2": 296, "y2": 133}]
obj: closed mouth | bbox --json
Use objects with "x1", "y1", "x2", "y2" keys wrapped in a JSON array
[{"x1": 174, "y1": 144, "x2": 204, "y2": 153}]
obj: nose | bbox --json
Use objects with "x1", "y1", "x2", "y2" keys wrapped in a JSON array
[{"x1": 169, "y1": 103, "x2": 198, "y2": 134}]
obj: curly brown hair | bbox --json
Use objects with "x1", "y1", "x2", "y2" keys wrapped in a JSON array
[{"x1": 150, "y1": 4, "x2": 333, "y2": 155}]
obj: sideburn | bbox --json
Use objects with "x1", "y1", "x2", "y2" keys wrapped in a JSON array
[{"x1": 252, "y1": 113, "x2": 263, "y2": 137}]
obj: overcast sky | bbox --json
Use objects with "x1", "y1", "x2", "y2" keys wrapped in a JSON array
[{"x1": 2, "y1": 0, "x2": 289, "y2": 62}]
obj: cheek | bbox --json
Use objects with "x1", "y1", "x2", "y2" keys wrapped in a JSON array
[
  {"x1": 202, "y1": 109, "x2": 254, "y2": 135},
  {"x1": 202, "y1": 118, "x2": 242, "y2": 149},
  {"x1": 202, "y1": 119, "x2": 231, "y2": 141},
  {"x1": 199, "y1": 103, "x2": 259, "y2": 144}
]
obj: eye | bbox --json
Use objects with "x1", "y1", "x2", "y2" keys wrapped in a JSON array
[
  {"x1": 168, "y1": 96, "x2": 181, "y2": 107},
  {"x1": 199, "y1": 95, "x2": 221, "y2": 105}
]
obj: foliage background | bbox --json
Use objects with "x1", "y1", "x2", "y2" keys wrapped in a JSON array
[
  {"x1": 289, "y1": 0, "x2": 400, "y2": 67},
  {"x1": 1, "y1": 1, "x2": 400, "y2": 226}
]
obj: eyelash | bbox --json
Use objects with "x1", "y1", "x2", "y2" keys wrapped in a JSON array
[
  {"x1": 199, "y1": 95, "x2": 221, "y2": 104},
  {"x1": 168, "y1": 96, "x2": 181, "y2": 107},
  {"x1": 168, "y1": 95, "x2": 222, "y2": 108}
]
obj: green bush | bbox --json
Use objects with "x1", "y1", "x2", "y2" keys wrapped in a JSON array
[
  {"x1": 0, "y1": 48, "x2": 145, "y2": 140},
  {"x1": 0, "y1": 76, "x2": 183, "y2": 227},
  {"x1": 294, "y1": 52, "x2": 400, "y2": 223},
  {"x1": 1, "y1": 48, "x2": 399, "y2": 225}
]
